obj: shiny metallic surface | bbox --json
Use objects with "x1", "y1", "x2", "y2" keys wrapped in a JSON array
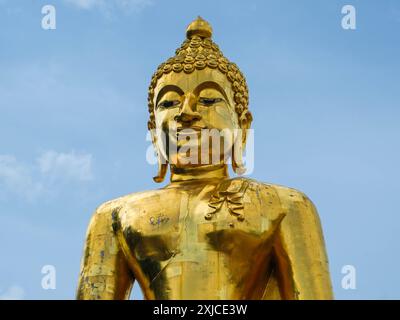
[{"x1": 76, "y1": 17, "x2": 333, "y2": 300}]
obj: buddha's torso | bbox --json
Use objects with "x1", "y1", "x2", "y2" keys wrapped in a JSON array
[{"x1": 112, "y1": 177, "x2": 286, "y2": 300}]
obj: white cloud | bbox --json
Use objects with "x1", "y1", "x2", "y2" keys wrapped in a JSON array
[
  {"x1": 0, "y1": 151, "x2": 93, "y2": 201},
  {"x1": 63, "y1": 0, "x2": 153, "y2": 13},
  {"x1": 38, "y1": 151, "x2": 93, "y2": 182},
  {"x1": 0, "y1": 285, "x2": 25, "y2": 300},
  {"x1": 0, "y1": 155, "x2": 44, "y2": 201},
  {"x1": 64, "y1": 0, "x2": 99, "y2": 10}
]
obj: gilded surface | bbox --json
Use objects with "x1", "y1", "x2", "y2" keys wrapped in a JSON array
[{"x1": 76, "y1": 17, "x2": 333, "y2": 300}]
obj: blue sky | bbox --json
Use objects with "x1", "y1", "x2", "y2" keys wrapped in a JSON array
[{"x1": 0, "y1": 0, "x2": 399, "y2": 299}]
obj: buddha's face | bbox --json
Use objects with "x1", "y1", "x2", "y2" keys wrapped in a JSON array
[{"x1": 153, "y1": 68, "x2": 240, "y2": 167}]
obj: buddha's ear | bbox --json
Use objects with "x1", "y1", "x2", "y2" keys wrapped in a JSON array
[
  {"x1": 231, "y1": 127, "x2": 245, "y2": 175},
  {"x1": 153, "y1": 161, "x2": 167, "y2": 183},
  {"x1": 232, "y1": 141, "x2": 246, "y2": 175},
  {"x1": 232, "y1": 110, "x2": 252, "y2": 176},
  {"x1": 149, "y1": 128, "x2": 168, "y2": 183},
  {"x1": 239, "y1": 110, "x2": 253, "y2": 145}
]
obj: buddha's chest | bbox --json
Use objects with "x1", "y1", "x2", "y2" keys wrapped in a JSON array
[{"x1": 116, "y1": 181, "x2": 283, "y2": 272}]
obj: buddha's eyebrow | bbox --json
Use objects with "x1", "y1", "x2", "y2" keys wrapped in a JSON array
[
  {"x1": 155, "y1": 85, "x2": 184, "y2": 107},
  {"x1": 194, "y1": 81, "x2": 229, "y2": 102}
]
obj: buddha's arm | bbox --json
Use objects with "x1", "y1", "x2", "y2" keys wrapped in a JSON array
[
  {"x1": 76, "y1": 206, "x2": 134, "y2": 300},
  {"x1": 273, "y1": 190, "x2": 333, "y2": 300}
]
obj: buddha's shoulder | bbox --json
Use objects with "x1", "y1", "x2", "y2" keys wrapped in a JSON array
[
  {"x1": 228, "y1": 177, "x2": 317, "y2": 213},
  {"x1": 90, "y1": 189, "x2": 166, "y2": 223},
  {"x1": 262, "y1": 182, "x2": 315, "y2": 207}
]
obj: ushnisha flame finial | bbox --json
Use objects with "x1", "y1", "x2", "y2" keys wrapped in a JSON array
[{"x1": 186, "y1": 16, "x2": 213, "y2": 39}]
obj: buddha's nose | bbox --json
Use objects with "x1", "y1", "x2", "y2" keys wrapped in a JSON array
[{"x1": 174, "y1": 92, "x2": 201, "y2": 124}]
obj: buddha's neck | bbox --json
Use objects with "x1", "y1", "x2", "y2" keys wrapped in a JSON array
[{"x1": 170, "y1": 164, "x2": 229, "y2": 183}]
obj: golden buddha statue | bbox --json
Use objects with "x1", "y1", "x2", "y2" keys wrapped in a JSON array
[{"x1": 76, "y1": 17, "x2": 333, "y2": 300}]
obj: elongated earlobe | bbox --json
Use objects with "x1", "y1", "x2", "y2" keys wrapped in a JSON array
[
  {"x1": 153, "y1": 161, "x2": 167, "y2": 183},
  {"x1": 153, "y1": 147, "x2": 168, "y2": 183},
  {"x1": 151, "y1": 134, "x2": 168, "y2": 183},
  {"x1": 232, "y1": 141, "x2": 246, "y2": 175},
  {"x1": 232, "y1": 110, "x2": 252, "y2": 175}
]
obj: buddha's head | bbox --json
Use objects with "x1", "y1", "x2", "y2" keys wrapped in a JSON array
[{"x1": 148, "y1": 17, "x2": 253, "y2": 182}]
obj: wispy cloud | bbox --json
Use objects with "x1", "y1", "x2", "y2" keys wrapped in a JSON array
[
  {"x1": 0, "y1": 155, "x2": 44, "y2": 201},
  {"x1": 38, "y1": 151, "x2": 93, "y2": 182},
  {"x1": 0, "y1": 285, "x2": 25, "y2": 300},
  {"x1": 63, "y1": 0, "x2": 153, "y2": 14},
  {"x1": 0, "y1": 151, "x2": 93, "y2": 201},
  {"x1": 64, "y1": 0, "x2": 99, "y2": 10}
]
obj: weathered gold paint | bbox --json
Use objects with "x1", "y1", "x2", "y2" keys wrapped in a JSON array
[{"x1": 77, "y1": 17, "x2": 333, "y2": 300}]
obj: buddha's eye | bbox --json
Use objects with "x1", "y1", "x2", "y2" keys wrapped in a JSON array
[
  {"x1": 198, "y1": 97, "x2": 223, "y2": 106},
  {"x1": 158, "y1": 100, "x2": 180, "y2": 109}
]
